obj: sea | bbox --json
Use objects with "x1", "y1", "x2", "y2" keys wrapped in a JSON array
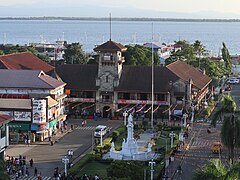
[{"x1": 1, "y1": 20, "x2": 240, "y2": 55}]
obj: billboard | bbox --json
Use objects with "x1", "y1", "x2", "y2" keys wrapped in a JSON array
[
  {"x1": 14, "y1": 111, "x2": 31, "y2": 121},
  {"x1": 32, "y1": 100, "x2": 47, "y2": 123}
]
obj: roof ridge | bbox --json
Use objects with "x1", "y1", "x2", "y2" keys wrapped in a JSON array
[
  {"x1": 38, "y1": 74, "x2": 54, "y2": 88},
  {"x1": 0, "y1": 52, "x2": 29, "y2": 57}
]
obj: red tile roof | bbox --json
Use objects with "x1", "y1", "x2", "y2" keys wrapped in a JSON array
[
  {"x1": 0, "y1": 52, "x2": 54, "y2": 73},
  {"x1": 94, "y1": 40, "x2": 127, "y2": 52},
  {"x1": 0, "y1": 114, "x2": 12, "y2": 124},
  {"x1": 166, "y1": 60, "x2": 212, "y2": 90}
]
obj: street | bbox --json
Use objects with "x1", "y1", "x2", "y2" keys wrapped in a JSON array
[
  {"x1": 172, "y1": 82, "x2": 240, "y2": 180},
  {"x1": 6, "y1": 118, "x2": 123, "y2": 179}
]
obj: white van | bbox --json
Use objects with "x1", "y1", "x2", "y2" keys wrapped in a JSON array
[{"x1": 94, "y1": 125, "x2": 107, "y2": 137}]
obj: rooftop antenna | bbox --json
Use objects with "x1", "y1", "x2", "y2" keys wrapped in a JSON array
[{"x1": 109, "y1": 13, "x2": 112, "y2": 41}]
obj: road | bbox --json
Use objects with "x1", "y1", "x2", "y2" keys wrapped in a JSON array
[
  {"x1": 6, "y1": 118, "x2": 123, "y2": 178},
  {"x1": 172, "y1": 82, "x2": 240, "y2": 180}
]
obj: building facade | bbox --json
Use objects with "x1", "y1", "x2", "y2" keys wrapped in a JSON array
[
  {"x1": 0, "y1": 70, "x2": 66, "y2": 143},
  {"x1": 56, "y1": 40, "x2": 212, "y2": 120}
]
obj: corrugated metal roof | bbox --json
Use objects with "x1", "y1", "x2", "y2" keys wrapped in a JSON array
[
  {"x1": 166, "y1": 60, "x2": 212, "y2": 90},
  {"x1": 0, "y1": 52, "x2": 54, "y2": 73},
  {"x1": 0, "y1": 69, "x2": 65, "y2": 89},
  {"x1": 0, "y1": 99, "x2": 32, "y2": 109},
  {"x1": 94, "y1": 40, "x2": 127, "y2": 52}
]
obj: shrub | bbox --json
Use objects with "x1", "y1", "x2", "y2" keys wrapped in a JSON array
[{"x1": 112, "y1": 130, "x2": 120, "y2": 142}]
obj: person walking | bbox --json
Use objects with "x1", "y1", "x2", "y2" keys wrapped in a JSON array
[
  {"x1": 29, "y1": 159, "x2": 33, "y2": 167},
  {"x1": 25, "y1": 167, "x2": 29, "y2": 177},
  {"x1": 34, "y1": 167, "x2": 38, "y2": 176}
]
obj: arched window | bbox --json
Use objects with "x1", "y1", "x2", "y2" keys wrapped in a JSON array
[{"x1": 106, "y1": 75, "x2": 109, "y2": 83}]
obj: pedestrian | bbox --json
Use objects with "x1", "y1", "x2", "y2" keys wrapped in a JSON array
[
  {"x1": 84, "y1": 120, "x2": 87, "y2": 126},
  {"x1": 29, "y1": 159, "x2": 33, "y2": 167},
  {"x1": 15, "y1": 171, "x2": 19, "y2": 179},
  {"x1": 28, "y1": 139, "x2": 31, "y2": 146},
  {"x1": 34, "y1": 167, "x2": 38, "y2": 176},
  {"x1": 70, "y1": 150, "x2": 73, "y2": 158},
  {"x1": 68, "y1": 150, "x2": 71, "y2": 157},
  {"x1": 81, "y1": 121, "x2": 84, "y2": 127},
  {"x1": 38, "y1": 172, "x2": 42, "y2": 180},
  {"x1": 71, "y1": 124, "x2": 74, "y2": 130},
  {"x1": 25, "y1": 167, "x2": 29, "y2": 177}
]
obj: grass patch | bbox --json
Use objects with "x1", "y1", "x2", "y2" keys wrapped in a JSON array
[{"x1": 78, "y1": 161, "x2": 110, "y2": 179}]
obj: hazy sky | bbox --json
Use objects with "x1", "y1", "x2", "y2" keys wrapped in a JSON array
[{"x1": 2, "y1": 0, "x2": 240, "y2": 18}]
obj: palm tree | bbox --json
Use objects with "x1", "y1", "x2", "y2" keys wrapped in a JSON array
[
  {"x1": 193, "y1": 159, "x2": 226, "y2": 180},
  {"x1": 211, "y1": 95, "x2": 236, "y2": 126},
  {"x1": 221, "y1": 115, "x2": 240, "y2": 164},
  {"x1": 211, "y1": 95, "x2": 240, "y2": 164},
  {"x1": 193, "y1": 159, "x2": 240, "y2": 180}
]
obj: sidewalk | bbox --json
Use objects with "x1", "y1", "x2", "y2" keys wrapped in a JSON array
[
  {"x1": 164, "y1": 125, "x2": 196, "y2": 180},
  {"x1": 7, "y1": 126, "x2": 73, "y2": 155}
]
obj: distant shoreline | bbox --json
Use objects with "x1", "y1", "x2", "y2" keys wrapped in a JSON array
[{"x1": 1, "y1": 17, "x2": 240, "y2": 22}]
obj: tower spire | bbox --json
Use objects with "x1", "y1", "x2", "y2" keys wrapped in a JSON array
[{"x1": 109, "y1": 13, "x2": 112, "y2": 41}]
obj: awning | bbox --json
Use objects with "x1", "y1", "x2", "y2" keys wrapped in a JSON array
[
  {"x1": 8, "y1": 123, "x2": 30, "y2": 131},
  {"x1": 0, "y1": 99, "x2": 31, "y2": 109}
]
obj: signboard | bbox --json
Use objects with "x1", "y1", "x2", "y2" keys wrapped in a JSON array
[
  {"x1": 8, "y1": 123, "x2": 30, "y2": 131},
  {"x1": 0, "y1": 111, "x2": 13, "y2": 116},
  {"x1": 174, "y1": 110, "x2": 183, "y2": 116},
  {"x1": 32, "y1": 100, "x2": 47, "y2": 123},
  {"x1": 14, "y1": 111, "x2": 31, "y2": 121},
  {"x1": 117, "y1": 99, "x2": 169, "y2": 105},
  {"x1": 65, "y1": 98, "x2": 95, "y2": 103}
]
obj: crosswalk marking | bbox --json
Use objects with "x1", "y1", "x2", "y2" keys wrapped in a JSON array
[
  {"x1": 75, "y1": 126, "x2": 96, "y2": 130},
  {"x1": 191, "y1": 141, "x2": 211, "y2": 147},
  {"x1": 75, "y1": 126, "x2": 112, "y2": 131},
  {"x1": 10, "y1": 175, "x2": 52, "y2": 180}
]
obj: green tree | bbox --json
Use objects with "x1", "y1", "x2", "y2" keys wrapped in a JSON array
[
  {"x1": 63, "y1": 43, "x2": 87, "y2": 64},
  {"x1": 212, "y1": 95, "x2": 236, "y2": 126},
  {"x1": 211, "y1": 95, "x2": 240, "y2": 164},
  {"x1": 193, "y1": 159, "x2": 240, "y2": 180},
  {"x1": 124, "y1": 44, "x2": 159, "y2": 66},
  {"x1": 221, "y1": 115, "x2": 240, "y2": 164},
  {"x1": 166, "y1": 40, "x2": 195, "y2": 65},
  {"x1": 221, "y1": 42, "x2": 232, "y2": 74},
  {"x1": 36, "y1": 54, "x2": 51, "y2": 63}
]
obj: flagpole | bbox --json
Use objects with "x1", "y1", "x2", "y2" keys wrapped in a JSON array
[{"x1": 151, "y1": 23, "x2": 154, "y2": 131}]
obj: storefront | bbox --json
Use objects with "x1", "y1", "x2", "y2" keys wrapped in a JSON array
[
  {"x1": 8, "y1": 123, "x2": 31, "y2": 143},
  {"x1": 48, "y1": 118, "x2": 58, "y2": 136}
]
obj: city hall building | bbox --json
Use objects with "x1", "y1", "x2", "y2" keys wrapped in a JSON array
[{"x1": 56, "y1": 40, "x2": 212, "y2": 119}]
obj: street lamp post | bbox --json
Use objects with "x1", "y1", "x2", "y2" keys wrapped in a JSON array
[
  {"x1": 149, "y1": 159, "x2": 156, "y2": 180},
  {"x1": 123, "y1": 111, "x2": 128, "y2": 126},
  {"x1": 62, "y1": 155, "x2": 69, "y2": 176},
  {"x1": 169, "y1": 131, "x2": 175, "y2": 148},
  {"x1": 183, "y1": 113, "x2": 188, "y2": 127},
  {"x1": 100, "y1": 129, "x2": 103, "y2": 146},
  {"x1": 191, "y1": 104, "x2": 194, "y2": 123}
]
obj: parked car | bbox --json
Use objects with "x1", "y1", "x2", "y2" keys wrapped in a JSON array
[{"x1": 227, "y1": 78, "x2": 239, "y2": 84}]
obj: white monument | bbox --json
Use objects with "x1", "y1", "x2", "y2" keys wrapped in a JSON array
[{"x1": 109, "y1": 114, "x2": 156, "y2": 160}]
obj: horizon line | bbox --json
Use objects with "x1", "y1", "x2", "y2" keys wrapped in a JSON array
[{"x1": 1, "y1": 16, "x2": 240, "y2": 22}]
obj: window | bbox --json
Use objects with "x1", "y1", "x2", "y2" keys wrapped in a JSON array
[
  {"x1": 0, "y1": 125, "x2": 6, "y2": 138},
  {"x1": 106, "y1": 76, "x2": 109, "y2": 83}
]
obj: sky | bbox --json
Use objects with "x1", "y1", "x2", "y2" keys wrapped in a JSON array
[{"x1": 1, "y1": 0, "x2": 240, "y2": 19}]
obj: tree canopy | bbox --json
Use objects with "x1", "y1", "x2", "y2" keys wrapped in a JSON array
[
  {"x1": 63, "y1": 43, "x2": 88, "y2": 64},
  {"x1": 221, "y1": 42, "x2": 232, "y2": 75},
  {"x1": 123, "y1": 44, "x2": 159, "y2": 66},
  {"x1": 193, "y1": 159, "x2": 240, "y2": 180}
]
